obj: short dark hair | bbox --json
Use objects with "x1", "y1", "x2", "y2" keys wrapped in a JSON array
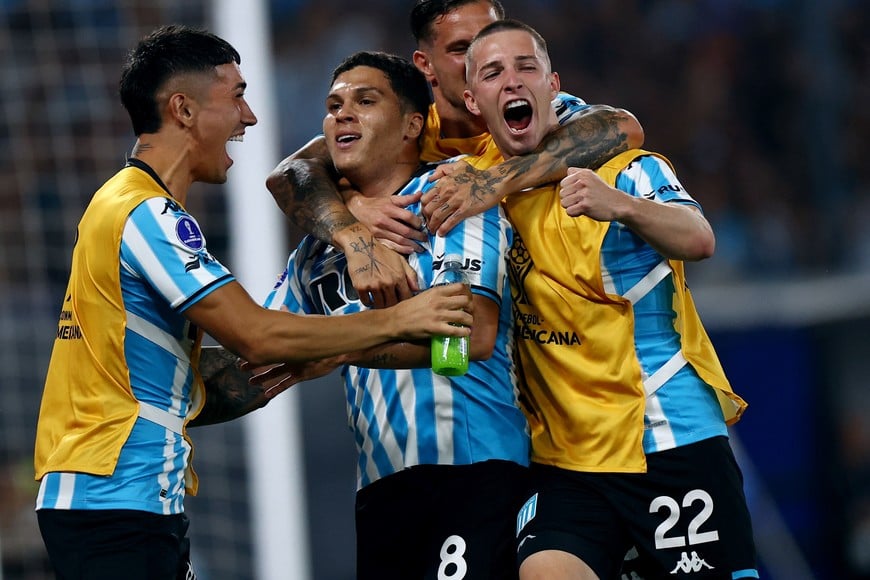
[
  {"x1": 410, "y1": 0, "x2": 505, "y2": 45},
  {"x1": 331, "y1": 51, "x2": 432, "y2": 119},
  {"x1": 119, "y1": 24, "x2": 241, "y2": 136}
]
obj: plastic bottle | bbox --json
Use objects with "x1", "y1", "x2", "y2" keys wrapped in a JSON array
[{"x1": 431, "y1": 254, "x2": 470, "y2": 376}]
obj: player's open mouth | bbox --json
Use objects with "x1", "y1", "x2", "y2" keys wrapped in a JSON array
[
  {"x1": 504, "y1": 99, "x2": 532, "y2": 133},
  {"x1": 336, "y1": 133, "x2": 361, "y2": 144}
]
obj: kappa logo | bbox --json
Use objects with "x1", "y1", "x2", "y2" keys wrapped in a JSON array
[
  {"x1": 517, "y1": 534, "x2": 536, "y2": 551},
  {"x1": 669, "y1": 551, "x2": 714, "y2": 574}
]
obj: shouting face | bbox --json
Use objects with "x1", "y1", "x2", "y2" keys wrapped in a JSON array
[{"x1": 464, "y1": 28, "x2": 560, "y2": 159}]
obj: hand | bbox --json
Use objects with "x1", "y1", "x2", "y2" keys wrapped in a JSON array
[
  {"x1": 390, "y1": 282, "x2": 473, "y2": 341},
  {"x1": 243, "y1": 356, "x2": 343, "y2": 399},
  {"x1": 335, "y1": 224, "x2": 420, "y2": 308},
  {"x1": 559, "y1": 167, "x2": 628, "y2": 221},
  {"x1": 345, "y1": 190, "x2": 427, "y2": 255},
  {"x1": 422, "y1": 160, "x2": 498, "y2": 235}
]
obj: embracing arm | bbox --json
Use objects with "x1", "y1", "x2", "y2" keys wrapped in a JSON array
[
  {"x1": 423, "y1": 105, "x2": 644, "y2": 234},
  {"x1": 266, "y1": 136, "x2": 420, "y2": 306},
  {"x1": 266, "y1": 136, "x2": 351, "y2": 245}
]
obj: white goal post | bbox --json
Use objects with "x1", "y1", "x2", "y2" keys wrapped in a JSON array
[{"x1": 212, "y1": 2, "x2": 311, "y2": 580}]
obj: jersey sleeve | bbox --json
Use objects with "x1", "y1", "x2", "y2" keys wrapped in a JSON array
[
  {"x1": 552, "y1": 92, "x2": 589, "y2": 125},
  {"x1": 262, "y1": 246, "x2": 311, "y2": 315},
  {"x1": 120, "y1": 197, "x2": 234, "y2": 312},
  {"x1": 615, "y1": 155, "x2": 702, "y2": 211}
]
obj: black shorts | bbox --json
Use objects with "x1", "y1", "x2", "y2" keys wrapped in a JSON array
[
  {"x1": 355, "y1": 459, "x2": 529, "y2": 580},
  {"x1": 37, "y1": 509, "x2": 196, "y2": 580},
  {"x1": 516, "y1": 436, "x2": 758, "y2": 579}
]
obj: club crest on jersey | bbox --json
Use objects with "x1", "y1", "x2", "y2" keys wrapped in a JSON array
[{"x1": 176, "y1": 216, "x2": 204, "y2": 250}]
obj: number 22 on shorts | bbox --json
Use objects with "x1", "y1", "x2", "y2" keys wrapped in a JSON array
[{"x1": 650, "y1": 488, "x2": 720, "y2": 549}]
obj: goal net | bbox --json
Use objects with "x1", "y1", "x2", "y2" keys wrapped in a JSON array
[{"x1": 0, "y1": 3, "x2": 258, "y2": 578}]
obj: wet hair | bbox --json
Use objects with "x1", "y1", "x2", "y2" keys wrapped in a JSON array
[
  {"x1": 331, "y1": 51, "x2": 432, "y2": 118},
  {"x1": 466, "y1": 18, "x2": 552, "y2": 82},
  {"x1": 119, "y1": 24, "x2": 241, "y2": 136},
  {"x1": 410, "y1": 0, "x2": 505, "y2": 45}
]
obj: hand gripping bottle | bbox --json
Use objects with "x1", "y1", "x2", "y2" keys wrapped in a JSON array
[{"x1": 431, "y1": 254, "x2": 470, "y2": 376}]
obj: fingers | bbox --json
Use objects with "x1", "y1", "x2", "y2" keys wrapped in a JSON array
[
  {"x1": 401, "y1": 260, "x2": 420, "y2": 295},
  {"x1": 435, "y1": 212, "x2": 461, "y2": 237},
  {"x1": 426, "y1": 161, "x2": 458, "y2": 182},
  {"x1": 379, "y1": 238, "x2": 420, "y2": 256}
]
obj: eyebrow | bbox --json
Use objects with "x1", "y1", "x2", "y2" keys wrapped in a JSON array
[{"x1": 326, "y1": 85, "x2": 387, "y2": 100}]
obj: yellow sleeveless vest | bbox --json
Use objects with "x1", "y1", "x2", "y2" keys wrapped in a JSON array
[
  {"x1": 34, "y1": 166, "x2": 204, "y2": 493},
  {"x1": 505, "y1": 149, "x2": 747, "y2": 473}
]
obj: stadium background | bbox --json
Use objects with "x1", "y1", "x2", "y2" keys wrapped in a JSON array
[{"x1": 1, "y1": 0, "x2": 868, "y2": 578}]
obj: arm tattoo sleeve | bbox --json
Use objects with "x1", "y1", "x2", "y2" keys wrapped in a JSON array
[
  {"x1": 489, "y1": 107, "x2": 635, "y2": 198},
  {"x1": 190, "y1": 347, "x2": 265, "y2": 427}
]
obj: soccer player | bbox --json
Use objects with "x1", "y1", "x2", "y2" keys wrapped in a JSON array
[
  {"x1": 263, "y1": 50, "x2": 528, "y2": 580},
  {"x1": 266, "y1": 0, "x2": 644, "y2": 306},
  {"x1": 33, "y1": 25, "x2": 472, "y2": 580},
  {"x1": 461, "y1": 19, "x2": 759, "y2": 579}
]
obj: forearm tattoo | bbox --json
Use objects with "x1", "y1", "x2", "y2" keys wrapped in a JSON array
[
  {"x1": 190, "y1": 348, "x2": 264, "y2": 427},
  {"x1": 276, "y1": 160, "x2": 357, "y2": 244},
  {"x1": 482, "y1": 108, "x2": 633, "y2": 203}
]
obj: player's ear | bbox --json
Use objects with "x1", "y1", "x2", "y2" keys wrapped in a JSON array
[
  {"x1": 168, "y1": 93, "x2": 196, "y2": 128},
  {"x1": 413, "y1": 50, "x2": 436, "y2": 84},
  {"x1": 550, "y1": 71, "x2": 561, "y2": 100},
  {"x1": 406, "y1": 112, "x2": 425, "y2": 141},
  {"x1": 463, "y1": 89, "x2": 481, "y2": 117}
]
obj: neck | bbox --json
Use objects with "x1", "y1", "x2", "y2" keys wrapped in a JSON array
[
  {"x1": 343, "y1": 158, "x2": 419, "y2": 200},
  {"x1": 433, "y1": 97, "x2": 487, "y2": 139},
  {"x1": 130, "y1": 137, "x2": 192, "y2": 204}
]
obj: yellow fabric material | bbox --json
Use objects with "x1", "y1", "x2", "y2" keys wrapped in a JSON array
[
  {"x1": 505, "y1": 149, "x2": 747, "y2": 473},
  {"x1": 34, "y1": 166, "x2": 204, "y2": 494},
  {"x1": 420, "y1": 103, "x2": 503, "y2": 163}
]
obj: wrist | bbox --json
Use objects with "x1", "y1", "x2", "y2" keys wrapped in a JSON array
[{"x1": 332, "y1": 222, "x2": 371, "y2": 252}]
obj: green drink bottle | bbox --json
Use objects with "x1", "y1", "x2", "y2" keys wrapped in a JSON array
[{"x1": 431, "y1": 254, "x2": 469, "y2": 376}]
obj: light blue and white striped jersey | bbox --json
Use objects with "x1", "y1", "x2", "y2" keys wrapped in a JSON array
[
  {"x1": 601, "y1": 155, "x2": 728, "y2": 453},
  {"x1": 37, "y1": 194, "x2": 233, "y2": 514},
  {"x1": 553, "y1": 92, "x2": 588, "y2": 125},
  {"x1": 265, "y1": 163, "x2": 529, "y2": 490}
]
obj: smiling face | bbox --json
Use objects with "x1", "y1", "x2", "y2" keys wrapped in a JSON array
[
  {"x1": 323, "y1": 65, "x2": 424, "y2": 192},
  {"x1": 188, "y1": 62, "x2": 257, "y2": 184},
  {"x1": 463, "y1": 28, "x2": 560, "y2": 159},
  {"x1": 413, "y1": 1, "x2": 500, "y2": 126}
]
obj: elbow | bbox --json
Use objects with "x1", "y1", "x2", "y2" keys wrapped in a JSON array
[
  {"x1": 685, "y1": 231, "x2": 715, "y2": 262},
  {"x1": 265, "y1": 167, "x2": 286, "y2": 198},
  {"x1": 468, "y1": 336, "x2": 496, "y2": 361},
  {"x1": 618, "y1": 109, "x2": 644, "y2": 150}
]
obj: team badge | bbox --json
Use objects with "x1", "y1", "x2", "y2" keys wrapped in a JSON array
[{"x1": 176, "y1": 216, "x2": 204, "y2": 250}]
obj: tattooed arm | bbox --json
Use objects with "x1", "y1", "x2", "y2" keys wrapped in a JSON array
[
  {"x1": 421, "y1": 105, "x2": 644, "y2": 235},
  {"x1": 190, "y1": 345, "x2": 344, "y2": 426},
  {"x1": 266, "y1": 136, "x2": 420, "y2": 308},
  {"x1": 189, "y1": 346, "x2": 264, "y2": 427}
]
